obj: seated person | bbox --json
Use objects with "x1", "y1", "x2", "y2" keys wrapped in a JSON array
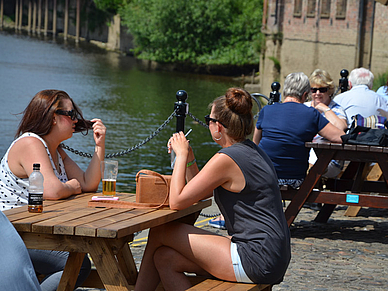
[
  {"x1": 252, "y1": 72, "x2": 345, "y2": 189},
  {"x1": 135, "y1": 88, "x2": 291, "y2": 290},
  {"x1": 306, "y1": 69, "x2": 348, "y2": 178},
  {"x1": 0, "y1": 90, "x2": 107, "y2": 291},
  {"x1": 376, "y1": 76, "x2": 388, "y2": 102},
  {"x1": 0, "y1": 211, "x2": 41, "y2": 291},
  {"x1": 334, "y1": 67, "x2": 388, "y2": 125}
]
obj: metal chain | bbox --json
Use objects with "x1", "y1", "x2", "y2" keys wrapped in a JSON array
[
  {"x1": 187, "y1": 112, "x2": 208, "y2": 128},
  {"x1": 61, "y1": 110, "x2": 177, "y2": 158}
]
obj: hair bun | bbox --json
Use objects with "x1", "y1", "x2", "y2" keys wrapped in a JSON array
[{"x1": 225, "y1": 88, "x2": 252, "y2": 115}]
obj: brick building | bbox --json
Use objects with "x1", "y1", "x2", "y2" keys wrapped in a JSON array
[{"x1": 260, "y1": 0, "x2": 388, "y2": 94}]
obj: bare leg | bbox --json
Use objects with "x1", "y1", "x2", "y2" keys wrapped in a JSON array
[{"x1": 134, "y1": 221, "x2": 235, "y2": 291}]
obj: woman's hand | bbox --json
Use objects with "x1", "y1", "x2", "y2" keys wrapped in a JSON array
[
  {"x1": 313, "y1": 102, "x2": 330, "y2": 113},
  {"x1": 91, "y1": 119, "x2": 106, "y2": 147},
  {"x1": 167, "y1": 132, "x2": 190, "y2": 158}
]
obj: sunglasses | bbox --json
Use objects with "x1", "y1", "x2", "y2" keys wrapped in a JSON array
[
  {"x1": 204, "y1": 115, "x2": 227, "y2": 128},
  {"x1": 55, "y1": 109, "x2": 77, "y2": 120},
  {"x1": 311, "y1": 87, "x2": 329, "y2": 93}
]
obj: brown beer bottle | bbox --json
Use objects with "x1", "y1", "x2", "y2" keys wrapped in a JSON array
[{"x1": 28, "y1": 163, "x2": 44, "y2": 213}]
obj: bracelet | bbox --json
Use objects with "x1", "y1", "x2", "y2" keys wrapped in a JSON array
[
  {"x1": 324, "y1": 108, "x2": 331, "y2": 113},
  {"x1": 187, "y1": 159, "x2": 196, "y2": 167}
]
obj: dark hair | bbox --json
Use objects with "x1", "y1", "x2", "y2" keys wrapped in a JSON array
[
  {"x1": 210, "y1": 87, "x2": 253, "y2": 142},
  {"x1": 16, "y1": 90, "x2": 91, "y2": 138}
]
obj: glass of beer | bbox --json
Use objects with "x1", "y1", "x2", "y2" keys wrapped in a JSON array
[{"x1": 101, "y1": 160, "x2": 118, "y2": 196}]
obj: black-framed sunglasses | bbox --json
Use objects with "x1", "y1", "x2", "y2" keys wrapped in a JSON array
[
  {"x1": 204, "y1": 115, "x2": 227, "y2": 128},
  {"x1": 55, "y1": 109, "x2": 77, "y2": 120},
  {"x1": 311, "y1": 87, "x2": 329, "y2": 93}
]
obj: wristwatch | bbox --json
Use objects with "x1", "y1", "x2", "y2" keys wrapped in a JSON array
[{"x1": 324, "y1": 108, "x2": 331, "y2": 113}]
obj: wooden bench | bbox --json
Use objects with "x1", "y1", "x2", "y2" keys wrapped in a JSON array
[
  {"x1": 186, "y1": 278, "x2": 272, "y2": 290},
  {"x1": 81, "y1": 270, "x2": 272, "y2": 290}
]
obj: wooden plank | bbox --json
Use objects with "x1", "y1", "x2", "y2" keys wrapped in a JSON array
[
  {"x1": 75, "y1": 208, "x2": 156, "y2": 237},
  {"x1": 88, "y1": 238, "x2": 132, "y2": 291},
  {"x1": 188, "y1": 278, "x2": 223, "y2": 290},
  {"x1": 284, "y1": 150, "x2": 334, "y2": 226},
  {"x1": 116, "y1": 242, "x2": 138, "y2": 285},
  {"x1": 98, "y1": 199, "x2": 211, "y2": 238},
  {"x1": 186, "y1": 278, "x2": 269, "y2": 291},
  {"x1": 71, "y1": 208, "x2": 140, "y2": 237},
  {"x1": 57, "y1": 252, "x2": 85, "y2": 291}
]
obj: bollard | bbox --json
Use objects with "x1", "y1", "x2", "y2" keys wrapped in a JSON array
[
  {"x1": 339, "y1": 69, "x2": 349, "y2": 93},
  {"x1": 174, "y1": 90, "x2": 188, "y2": 133},
  {"x1": 268, "y1": 82, "x2": 281, "y2": 105}
]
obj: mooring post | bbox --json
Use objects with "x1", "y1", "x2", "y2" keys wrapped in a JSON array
[
  {"x1": 268, "y1": 82, "x2": 281, "y2": 105},
  {"x1": 174, "y1": 90, "x2": 188, "y2": 133},
  {"x1": 339, "y1": 69, "x2": 349, "y2": 93}
]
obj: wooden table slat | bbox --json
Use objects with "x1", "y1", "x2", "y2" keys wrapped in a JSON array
[
  {"x1": 74, "y1": 208, "x2": 156, "y2": 237},
  {"x1": 98, "y1": 199, "x2": 212, "y2": 238}
]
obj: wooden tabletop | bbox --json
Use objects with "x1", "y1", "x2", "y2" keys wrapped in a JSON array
[
  {"x1": 4, "y1": 193, "x2": 212, "y2": 291},
  {"x1": 306, "y1": 140, "x2": 388, "y2": 153},
  {"x1": 4, "y1": 192, "x2": 212, "y2": 239}
]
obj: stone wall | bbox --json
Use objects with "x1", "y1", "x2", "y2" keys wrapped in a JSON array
[{"x1": 261, "y1": 0, "x2": 388, "y2": 96}]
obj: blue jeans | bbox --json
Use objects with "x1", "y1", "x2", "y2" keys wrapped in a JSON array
[
  {"x1": 0, "y1": 211, "x2": 41, "y2": 291},
  {"x1": 28, "y1": 249, "x2": 91, "y2": 291}
]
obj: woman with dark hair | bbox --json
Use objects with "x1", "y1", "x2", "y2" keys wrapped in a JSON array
[
  {"x1": 0, "y1": 89, "x2": 106, "y2": 291},
  {"x1": 134, "y1": 88, "x2": 291, "y2": 290}
]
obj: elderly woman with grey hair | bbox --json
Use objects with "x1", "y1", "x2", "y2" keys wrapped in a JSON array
[{"x1": 253, "y1": 72, "x2": 345, "y2": 189}]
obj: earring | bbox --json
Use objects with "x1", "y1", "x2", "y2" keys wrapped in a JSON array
[{"x1": 213, "y1": 131, "x2": 222, "y2": 141}]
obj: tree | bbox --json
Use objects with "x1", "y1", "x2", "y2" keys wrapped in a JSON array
[{"x1": 118, "y1": 0, "x2": 263, "y2": 66}]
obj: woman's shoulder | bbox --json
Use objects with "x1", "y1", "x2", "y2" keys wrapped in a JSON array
[{"x1": 13, "y1": 133, "x2": 46, "y2": 149}]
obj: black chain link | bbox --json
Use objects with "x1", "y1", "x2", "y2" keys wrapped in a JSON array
[
  {"x1": 187, "y1": 112, "x2": 209, "y2": 129},
  {"x1": 61, "y1": 110, "x2": 177, "y2": 158}
]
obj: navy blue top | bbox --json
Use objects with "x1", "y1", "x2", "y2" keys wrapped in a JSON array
[
  {"x1": 215, "y1": 140, "x2": 291, "y2": 284},
  {"x1": 256, "y1": 102, "x2": 329, "y2": 179}
]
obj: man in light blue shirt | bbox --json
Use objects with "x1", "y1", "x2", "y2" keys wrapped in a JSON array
[{"x1": 334, "y1": 67, "x2": 388, "y2": 125}]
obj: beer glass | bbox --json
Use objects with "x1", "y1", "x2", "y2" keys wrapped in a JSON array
[{"x1": 101, "y1": 160, "x2": 118, "y2": 196}]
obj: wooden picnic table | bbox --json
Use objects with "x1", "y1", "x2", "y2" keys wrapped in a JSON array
[
  {"x1": 3, "y1": 192, "x2": 211, "y2": 291},
  {"x1": 281, "y1": 141, "x2": 388, "y2": 226}
]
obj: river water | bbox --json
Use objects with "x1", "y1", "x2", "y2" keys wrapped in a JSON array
[{"x1": 0, "y1": 30, "x2": 246, "y2": 192}]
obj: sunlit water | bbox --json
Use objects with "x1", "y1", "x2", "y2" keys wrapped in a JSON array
[{"x1": 0, "y1": 30, "x2": 250, "y2": 192}]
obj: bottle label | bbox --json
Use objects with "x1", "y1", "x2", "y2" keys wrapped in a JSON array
[{"x1": 28, "y1": 192, "x2": 43, "y2": 206}]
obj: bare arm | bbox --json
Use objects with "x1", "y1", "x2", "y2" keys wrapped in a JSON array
[
  {"x1": 252, "y1": 128, "x2": 262, "y2": 145},
  {"x1": 318, "y1": 123, "x2": 345, "y2": 143},
  {"x1": 168, "y1": 132, "x2": 244, "y2": 210},
  {"x1": 314, "y1": 103, "x2": 348, "y2": 131},
  {"x1": 63, "y1": 119, "x2": 106, "y2": 193}
]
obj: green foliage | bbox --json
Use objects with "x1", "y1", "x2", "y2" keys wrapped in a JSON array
[
  {"x1": 94, "y1": 0, "x2": 123, "y2": 13},
  {"x1": 119, "y1": 0, "x2": 263, "y2": 66},
  {"x1": 373, "y1": 71, "x2": 388, "y2": 91}
]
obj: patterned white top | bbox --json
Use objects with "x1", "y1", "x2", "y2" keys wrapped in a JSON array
[
  {"x1": 0, "y1": 133, "x2": 68, "y2": 211},
  {"x1": 305, "y1": 100, "x2": 348, "y2": 124}
]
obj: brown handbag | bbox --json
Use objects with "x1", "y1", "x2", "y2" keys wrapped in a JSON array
[
  {"x1": 88, "y1": 169, "x2": 171, "y2": 209},
  {"x1": 135, "y1": 169, "x2": 171, "y2": 207}
]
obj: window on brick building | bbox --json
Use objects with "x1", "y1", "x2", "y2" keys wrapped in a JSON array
[
  {"x1": 307, "y1": 0, "x2": 316, "y2": 17},
  {"x1": 320, "y1": 0, "x2": 331, "y2": 18},
  {"x1": 336, "y1": 0, "x2": 347, "y2": 19},
  {"x1": 294, "y1": 0, "x2": 302, "y2": 17}
]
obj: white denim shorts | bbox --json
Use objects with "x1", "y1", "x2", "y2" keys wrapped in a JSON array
[{"x1": 230, "y1": 242, "x2": 253, "y2": 283}]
